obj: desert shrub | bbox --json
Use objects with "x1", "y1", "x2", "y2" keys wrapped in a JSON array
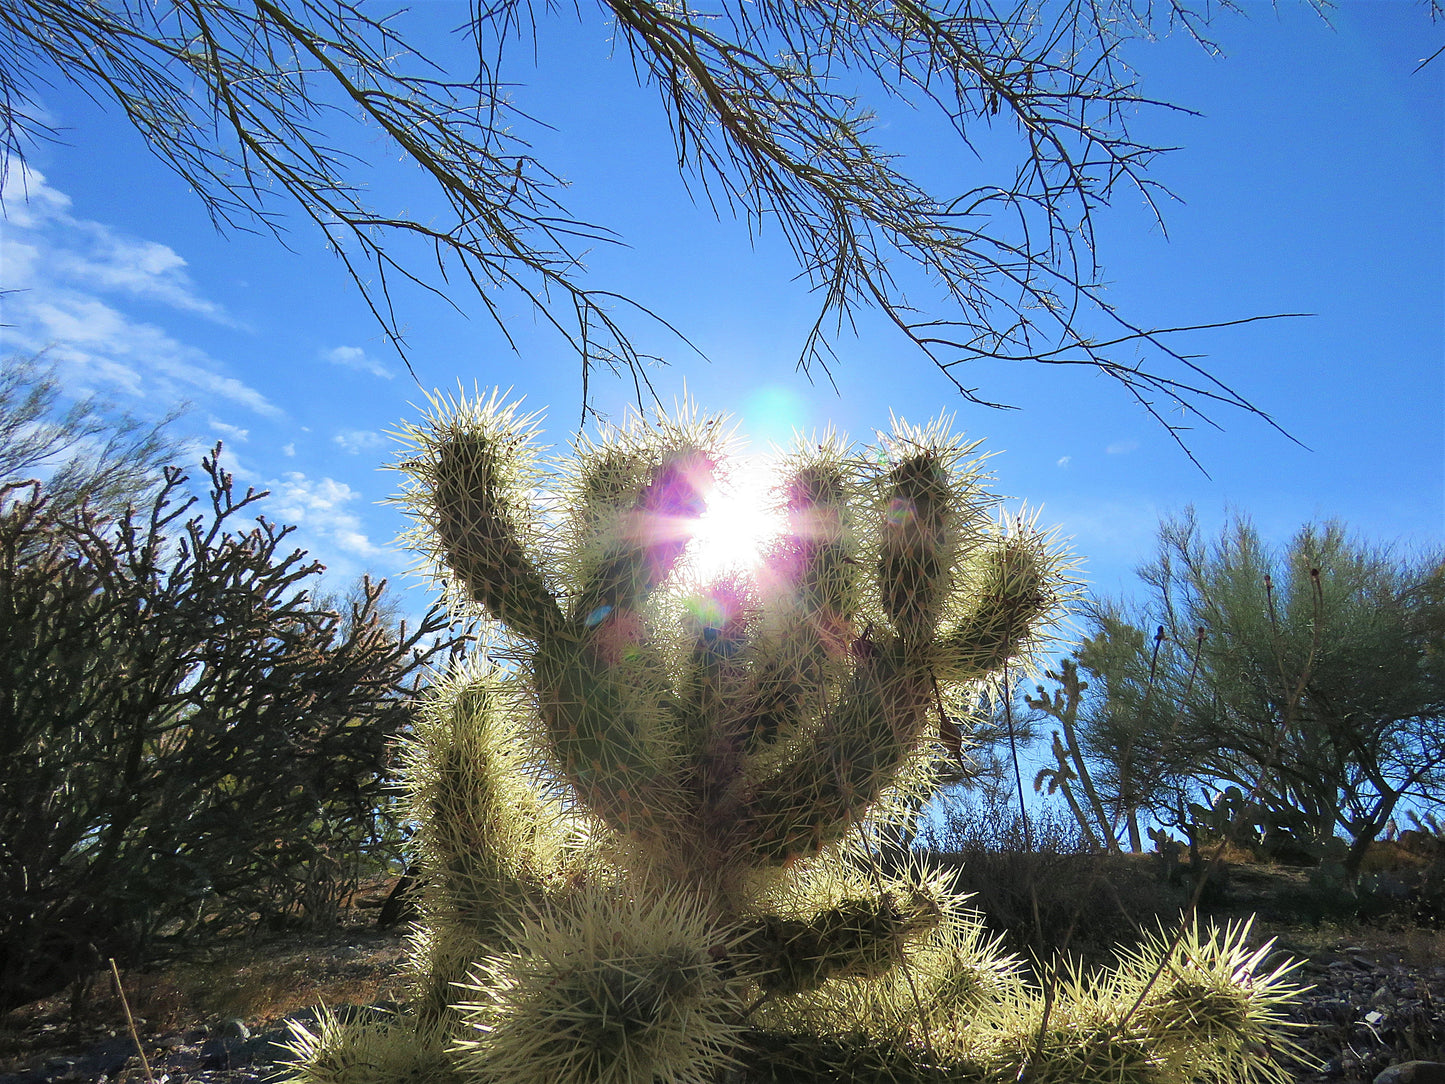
[
  {"x1": 0, "y1": 450, "x2": 463, "y2": 1012},
  {"x1": 1074, "y1": 513, "x2": 1445, "y2": 877},
  {"x1": 0, "y1": 351, "x2": 183, "y2": 523},
  {"x1": 922, "y1": 789, "x2": 1186, "y2": 965}
]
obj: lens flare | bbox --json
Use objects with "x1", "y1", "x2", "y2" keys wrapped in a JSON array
[
  {"x1": 685, "y1": 456, "x2": 785, "y2": 579},
  {"x1": 886, "y1": 497, "x2": 916, "y2": 526}
]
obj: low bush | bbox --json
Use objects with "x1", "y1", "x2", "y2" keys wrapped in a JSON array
[{"x1": 920, "y1": 791, "x2": 1187, "y2": 965}]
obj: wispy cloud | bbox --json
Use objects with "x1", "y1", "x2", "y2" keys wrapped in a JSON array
[
  {"x1": 9, "y1": 290, "x2": 281, "y2": 417},
  {"x1": 1, "y1": 163, "x2": 276, "y2": 418},
  {"x1": 1106, "y1": 440, "x2": 1139, "y2": 456},
  {"x1": 1, "y1": 165, "x2": 71, "y2": 227},
  {"x1": 323, "y1": 345, "x2": 393, "y2": 380},
  {"x1": 208, "y1": 416, "x2": 251, "y2": 442},
  {"x1": 3, "y1": 163, "x2": 233, "y2": 322},
  {"x1": 266, "y1": 471, "x2": 386, "y2": 561},
  {"x1": 333, "y1": 428, "x2": 388, "y2": 454},
  {"x1": 1056, "y1": 455, "x2": 1072, "y2": 468}
]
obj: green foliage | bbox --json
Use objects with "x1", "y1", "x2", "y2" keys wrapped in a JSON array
[
  {"x1": 286, "y1": 391, "x2": 1304, "y2": 1084},
  {"x1": 0, "y1": 450, "x2": 460, "y2": 1012},
  {"x1": 1066, "y1": 510, "x2": 1445, "y2": 876}
]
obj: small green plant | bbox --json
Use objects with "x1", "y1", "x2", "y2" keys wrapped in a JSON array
[{"x1": 287, "y1": 390, "x2": 1305, "y2": 1084}]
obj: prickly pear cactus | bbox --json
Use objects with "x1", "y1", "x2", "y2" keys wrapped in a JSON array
[{"x1": 286, "y1": 390, "x2": 1305, "y2": 1084}]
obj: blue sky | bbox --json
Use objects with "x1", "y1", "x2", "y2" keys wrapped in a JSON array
[{"x1": 1, "y1": 0, "x2": 1441, "y2": 635}]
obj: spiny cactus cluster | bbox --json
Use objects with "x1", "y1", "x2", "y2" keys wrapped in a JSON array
[{"x1": 286, "y1": 389, "x2": 1305, "y2": 1084}]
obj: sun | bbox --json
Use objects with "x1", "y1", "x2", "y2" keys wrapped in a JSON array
[{"x1": 685, "y1": 456, "x2": 786, "y2": 580}]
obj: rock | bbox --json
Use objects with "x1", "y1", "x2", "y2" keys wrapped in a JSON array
[
  {"x1": 240, "y1": 1027, "x2": 300, "y2": 1066},
  {"x1": 214, "y1": 1018, "x2": 251, "y2": 1040},
  {"x1": 1374, "y1": 1062, "x2": 1445, "y2": 1084}
]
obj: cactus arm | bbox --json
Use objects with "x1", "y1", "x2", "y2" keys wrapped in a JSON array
[
  {"x1": 401, "y1": 666, "x2": 579, "y2": 1028},
  {"x1": 675, "y1": 578, "x2": 757, "y2": 830},
  {"x1": 1053, "y1": 663, "x2": 1114, "y2": 845},
  {"x1": 533, "y1": 627, "x2": 686, "y2": 837},
  {"x1": 737, "y1": 887, "x2": 942, "y2": 995},
  {"x1": 530, "y1": 449, "x2": 715, "y2": 839},
  {"x1": 930, "y1": 539, "x2": 1051, "y2": 685},
  {"x1": 877, "y1": 451, "x2": 956, "y2": 644},
  {"x1": 736, "y1": 458, "x2": 858, "y2": 753},
  {"x1": 570, "y1": 449, "x2": 712, "y2": 624},
  {"x1": 452, "y1": 886, "x2": 744, "y2": 1084},
  {"x1": 1029, "y1": 662, "x2": 1118, "y2": 852},
  {"x1": 404, "y1": 676, "x2": 559, "y2": 916},
  {"x1": 732, "y1": 451, "x2": 1015, "y2": 866},
  {"x1": 672, "y1": 459, "x2": 862, "y2": 860},
  {"x1": 739, "y1": 536, "x2": 1051, "y2": 864},
  {"x1": 739, "y1": 638, "x2": 934, "y2": 863},
  {"x1": 429, "y1": 432, "x2": 562, "y2": 643}
]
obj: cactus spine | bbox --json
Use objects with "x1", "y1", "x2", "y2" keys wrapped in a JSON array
[{"x1": 285, "y1": 389, "x2": 1304, "y2": 1084}]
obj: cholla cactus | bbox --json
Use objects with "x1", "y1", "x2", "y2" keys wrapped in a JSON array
[{"x1": 286, "y1": 390, "x2": 1304, "y2": 1084}]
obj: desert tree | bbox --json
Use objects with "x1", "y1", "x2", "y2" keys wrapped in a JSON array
[
  {"x1": 284, "y1": 389, "x2": 1305, "y2": 1084},
  {"x1": 0, "y1": 0, "x2": 1332, "y2": 442},
  {"x1": 1070, "y1": 510, "x2": 1445, "y2": 876},
  {"x1": 0, "y1": 351, "x2": 184, "y2": 521}
]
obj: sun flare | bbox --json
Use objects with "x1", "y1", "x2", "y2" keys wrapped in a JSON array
[{"x1": 685, "y1": 456, "x2": 786, "y2": 580}]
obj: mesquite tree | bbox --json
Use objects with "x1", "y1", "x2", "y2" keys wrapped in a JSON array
[
  {"x1": 0, "y1": 1, "x2": 1311, "y2": 440},
  {"x1": 1070, "y1": 513, "x2": 1445, "y2": 876},
  {"x1": 288, "y1": 391, "x2": 1303, "y2": 1084}
]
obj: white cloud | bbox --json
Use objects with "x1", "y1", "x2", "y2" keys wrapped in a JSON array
[
  {"x1": 208, "y1": 416, "x2": 251, "y2": 442},
  {"x1": 1056, "y1": 455, "x2": 1072, "y2": 468},
  {"x1": 266, "y1": 471, "x2": 386, "y2": 560},
  {"x1": 333, "y1": 428, "x2": 388, "y2": 454},
  {"x1": 3, "y1": 239, "x2": 41, "y2": 286},
  {"x1": 323, "y1": 345, "x2": 393, "y2": 380},
  {"x1": 1106, "y1": 440, "x2": 1139, "y2": 456},
  {"x1": 52, "y1": 227, "x2": 232, "y2": 321},
  {"x1": 3, "y1": 163, "x2": 232, "y2": 323},
  {"x1": 2, "y1": 167, "x2": 277, "y2": 420},
  {"x1": 1, "y1": 165, "x2": 71, "y2": 227},
  {"x1": 7, "y1": 289, "x2": 280, "y2": 417},
  {"x1": 281, "y1": 442, "x2": 296, "y2": 457}
]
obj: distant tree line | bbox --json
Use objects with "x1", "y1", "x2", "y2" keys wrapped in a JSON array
[{"x1": 0, "y1": 357, "x2": 466, "y2": 1011}]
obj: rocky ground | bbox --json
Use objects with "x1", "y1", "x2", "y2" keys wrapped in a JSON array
[
  {"x1": 1, "y1": 867, "x2": 1441, "y2": 1084},
  {"x1": 1286, "y1": 939, "x2": 1445, "y2": 1082}
]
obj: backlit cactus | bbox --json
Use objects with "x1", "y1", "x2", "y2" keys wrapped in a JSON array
[{"x1": 286, "y1": 389, "x2": 1305, "y2": 1084}]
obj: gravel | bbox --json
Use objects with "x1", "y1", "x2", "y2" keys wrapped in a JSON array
[{"x1": 1283, "y1": 943, "x2": 1445, "y2": 1083}]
